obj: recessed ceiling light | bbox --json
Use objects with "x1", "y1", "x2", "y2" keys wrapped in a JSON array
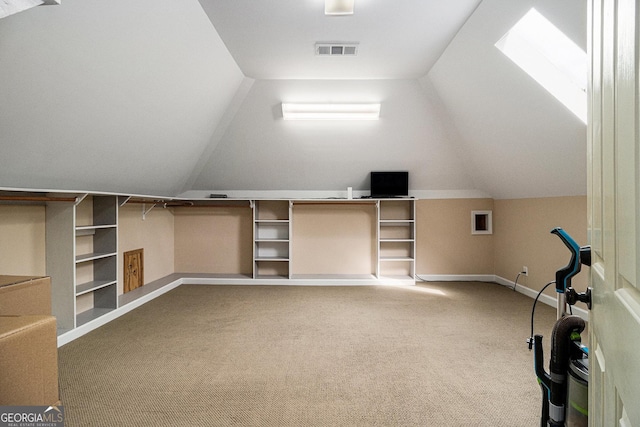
[{"x1": 325, "y1": 0, "x2": 354, "y2": 16}]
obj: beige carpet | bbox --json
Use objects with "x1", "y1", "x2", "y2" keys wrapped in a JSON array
[{"x1": 58, "y1": 282, "x2": 557, "y2": 426}]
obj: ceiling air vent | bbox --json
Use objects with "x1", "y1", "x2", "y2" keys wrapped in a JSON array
[{"x1": 315, "y1": 43, "x2": 358, "y2": 56}]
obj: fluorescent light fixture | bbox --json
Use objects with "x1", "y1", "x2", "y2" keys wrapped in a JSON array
[
  {"x1": 325, "y1": 0, "x2": 354, "y2": 15},
  {"x1": 496, "y1": 8, "x2": 587, "y2": 124},
  {"x1": 281, "y1": 103, "x2": 380, "y2": 120}
]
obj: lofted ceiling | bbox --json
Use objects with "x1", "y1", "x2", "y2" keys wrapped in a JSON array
[
  {"x1": 197, "y1": 0, "x2": 482, "y2": 79},
  {"x1": 0, "y1": 0, "x2": 587, "y2": 199}
]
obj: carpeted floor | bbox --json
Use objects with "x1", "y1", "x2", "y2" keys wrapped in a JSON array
[{"x1": 58, "y1": 282, "x2": 557, "y2": 426}]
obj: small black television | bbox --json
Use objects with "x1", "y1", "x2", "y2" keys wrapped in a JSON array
[{"x1": 370, "y1": 171, "x2": 409, "y2": 198}]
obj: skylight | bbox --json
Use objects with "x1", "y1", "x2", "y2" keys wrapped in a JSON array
[{"x1": 496, "y1": 8, "x2": 587, "y2": 124}]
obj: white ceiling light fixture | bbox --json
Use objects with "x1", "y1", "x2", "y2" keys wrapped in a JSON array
[
  {"x1": 325, "y1": 0, "x2": 354, "y2": 16},
  {"x1": 282, "y1": 103, "x2": 380, "y2": 120}
]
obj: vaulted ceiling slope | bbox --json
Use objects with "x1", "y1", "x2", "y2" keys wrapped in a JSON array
[
  {"x1": 427, "y1": 0, "x2": 587, "y2": 199},
  {"x1": 0, "y1": 0, "x2": 244, "y2": 196},
  {"x1": 188, "y1": 0, "x2": 587, "y2": 199},
  {"x1": 0, "y1": 0, "x2": 587, "y2": 200},
  {"x1": 197, "y1": 0, "x2": 482, "y2": 79}
]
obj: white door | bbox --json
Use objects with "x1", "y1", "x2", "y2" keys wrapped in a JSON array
[{"x1": 588, "y1": 0, "x2": 640, "y2": 425}]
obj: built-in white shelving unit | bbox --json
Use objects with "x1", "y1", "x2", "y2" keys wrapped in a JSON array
[
  {"x1": 253, "y1": 200, "x2": 291, "y2": 279},
  {"x1": 47, "y1": 195, "x2": 118, "y2": 333},
  {"x1": 377, "y1": 199, "x2": 416, "y2": 281},
  {"x1": 4, "y1": 187, "x2": 417, "y2": 343}
]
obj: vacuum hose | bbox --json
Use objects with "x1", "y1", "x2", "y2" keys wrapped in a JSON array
[{"x1": 535, "y1": 315, "x2": 585, "y2": 426}]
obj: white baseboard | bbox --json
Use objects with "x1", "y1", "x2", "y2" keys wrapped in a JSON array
[
  {"x1": 183, "y1": 277, "x2": 391, "y2": 286},
  {"x1": 57, "y1": 278, "x2": 183, "y2": 347},
  {"x1": 417, "y1": 274, "x2": 589, "y2": 321},
  {"x1": 494, "y1": 276, "x2": 589, "y2": 321},
  {"x1": 416, "y1": 274, "x2": 496, "y2": 282}
]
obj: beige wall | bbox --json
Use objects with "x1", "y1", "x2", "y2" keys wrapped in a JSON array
[
  {"x1": 494, "y1": 196, "x2": 588, "y2": 297},
  {"x1": 292, "y1": 203, "x2": 377, "y2": 276},
  {"x1": 0, "y1": 196, "x2": 589, "y2": 298},
  {"x1": 416, "y1": 199, "x2": 494, "y2": 275},
  {"x1": 173, "y1": 207, "x2": 253, "y2": 275},
  {"x1": 118, "y1": 204, "x2": 175, "y2": 292},
  {"x1": 0, "y1": 205, "x2": 46, "y2": 276}
]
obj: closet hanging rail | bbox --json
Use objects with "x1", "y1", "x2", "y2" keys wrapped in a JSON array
[
  {"x1": 292, "y1": 201, "x2": 377, "y2": 206},
  {"x1": 124, "y1": 199, "x2": 251, "y2": 208},
  {"x1": 0, "y1": 195, "x2": 77, "y2": 203}
]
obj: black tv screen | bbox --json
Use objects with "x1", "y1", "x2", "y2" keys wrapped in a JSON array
[{"x1": 370, "y1": 171, "x2": 409, "y2": 198}]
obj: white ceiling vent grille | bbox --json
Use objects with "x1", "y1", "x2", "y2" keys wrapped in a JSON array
[{"x1": 315, "y1": 43, "x2": 358, "y2": 56}]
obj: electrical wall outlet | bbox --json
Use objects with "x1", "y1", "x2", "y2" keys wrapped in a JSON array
[{"x1": 522, "y1": 266, "x2": 528, "y2": 276}]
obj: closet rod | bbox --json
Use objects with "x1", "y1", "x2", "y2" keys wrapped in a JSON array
[
  {"x1": 292, "y1": 201, "x2": 377, "y2": 206},
  {"x1": 0, "y1": 195, "x2": 77, "y2": 203},
  {"x1": 166, "y1": 204, "x2": 251, "y2": 208},
  {"x1": 125, "y1": 200, "x2": 250, "y2": 208}
]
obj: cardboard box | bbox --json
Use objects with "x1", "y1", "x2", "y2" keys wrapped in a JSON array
[
  {"x1": 0, "y1": 276, "x2": 51, "y2": 315},
  {"x1": 0, "y1": 315, "x2": 59, "y2": 406}
]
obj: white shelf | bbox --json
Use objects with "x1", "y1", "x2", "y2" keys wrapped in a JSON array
[
  {"x1": 380, "y1": 219, "x2": 415, "y2": 227},
  {"x1": 76, "y1": 280, "x2": 117, "y2": 296},
  {"x1": 75, "y1": 251, "x2": 117, "y2": 263},
  {"x1": 255, "y1": 274, "x2": 290, "y2": 280},
  {"x1": 76, "y1": 224, "x2": 117, "y2": 230},
  {"x1": 75, "y1": 224, "x2": 116, "y2": 236}
]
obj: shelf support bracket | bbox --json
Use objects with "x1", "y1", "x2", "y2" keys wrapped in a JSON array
[
  {"x1": 119, "y1": 196, "x2": 132, "y2": 207},
  {"x1": 142, "y1": 203, "x2": 156, "y2": 220},
  {"x1": 75, "y1": 193, "x2": 89, "y2": 206}
]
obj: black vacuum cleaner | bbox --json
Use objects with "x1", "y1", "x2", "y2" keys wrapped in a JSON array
[{"x1": 529, "y1": 228, "x2": 591, "y2": 427}]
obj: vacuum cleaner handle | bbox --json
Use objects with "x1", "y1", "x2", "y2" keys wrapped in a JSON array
[
  {"x1": 533, "y1": 335, "x2": 551, "y2": 426},
  {"x1": 550, "y1": 227, "x2": 581, "y2": 293}
]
